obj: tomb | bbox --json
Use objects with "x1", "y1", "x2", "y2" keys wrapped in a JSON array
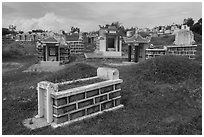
[
  {"x1": 124, "y1": 30, "x2": 150, "y2": 62},
  {"x1": 87, "y1": 32, "x2": 98, "y2": 44},
  {"x1": 95, "y1": 26, "x2": 122, "y2": 57},
  {"x1": 85, "y1": 25, "x2": 124, "y2": 59},
  {"x1": 145, "y1": 28, "x2": 197, "y2": 59},
  {"x1": 66, "y1": 33, "x2": 84, "y2": 54},
  {"x1": 23, "y1": 67, "x2": 123, "y2": 129},
  {"x1": 36, "y1": 36, "x2": 70, "y2": 65},
  {"x1": 174, "y1": 29, "x2": 195, "y2": 45}
]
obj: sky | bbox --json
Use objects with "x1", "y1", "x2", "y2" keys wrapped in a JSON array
[{"x1": 2, "y1": 2, "x2": 202, "y2": 32}]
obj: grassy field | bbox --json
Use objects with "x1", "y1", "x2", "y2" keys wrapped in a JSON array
[{"x1": 2, "y1": 53, "x2": 202, "y2": 134}]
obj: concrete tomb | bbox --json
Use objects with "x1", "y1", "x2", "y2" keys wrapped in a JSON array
[
  {"x1": 123, "y1": 29, "x2": 150, "y2": 62},
  {"x1": 145, "y1": 29, "x2": 197, "y2": 59},
  {"x1": 95, "y1": 26, "x2": 123, "y2": 57},
  {"x1": 174, "y1": 29, "x2": 195, "y2": 45},
  {"x1": 23, "y1": 67, "x2": 123, "y2": 129},
  {"x1": 36, "y1": 36, "x2": 70, "y2": 65}
]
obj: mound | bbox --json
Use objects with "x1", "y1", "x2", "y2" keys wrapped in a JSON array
[
  {"x1": 45, "y1": 63, "x2": 97, "y2": 83},
  {"x1": 150, "y1": 35, "x2": 175, "y2": 45},
  {"x1": 2, "y1": 41, "x2": 36, "y2": 58},
  {"x1": 138, "y1": 55, "x2": 201, "y2": 84}
]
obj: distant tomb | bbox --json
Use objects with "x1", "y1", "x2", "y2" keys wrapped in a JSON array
[
  {"x1": 123, "y1": 29, "x2": 150, "y2": 62},
  {"x1": 37, "y1": 36, "x2": 70, "y2": 65},
  {"x1": 65, "y1": 33, "x2": 84, "y2": 54},
  {"x1": 145, "y1": 28, "x2": 197, "y2": 59},
  {"x1": 174, "y1": 29, "x2": 195, "y2": 45},
  {"x1": 95, "y1": 26, "x2": 123, "y2": 57}
]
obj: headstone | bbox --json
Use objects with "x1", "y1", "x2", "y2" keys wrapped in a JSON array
[{"x1": 174, "y1": 29, "x2": 195, "y2": 45}]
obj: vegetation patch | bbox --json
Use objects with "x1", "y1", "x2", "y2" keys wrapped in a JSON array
[
  {"x1": 138, "y1": 55, "x2": 201, "y2": 84},
  {"x1": 58, "y1": 78, "x2": 105, "y2": 91}
]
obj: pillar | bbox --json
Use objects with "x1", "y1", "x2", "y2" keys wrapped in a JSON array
[
  {"x1": 37, "y1": 81, "x2": 57, "y2": 123},
  {"x1": 134, "y1": 45, "x2": 139, "y2": 62},
  {"x1": 128, "y1": 44, "x2": 132, "y2": 62},
  {"x1": 37, "y1": 84, "x2": 44, "y2": 117}
]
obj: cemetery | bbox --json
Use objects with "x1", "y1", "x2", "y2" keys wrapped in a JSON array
[{"x1": 2, "y1": 20, "x2": 202, "y2": 135}]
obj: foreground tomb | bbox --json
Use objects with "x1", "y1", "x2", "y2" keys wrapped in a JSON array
[{"x1": 24, "y1": 67, "x2": 123, "y2": 129}]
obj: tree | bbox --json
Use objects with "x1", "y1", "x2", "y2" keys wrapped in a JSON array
[
  {"x1": 183, "y1": 18, "x2": 194, "y2": 27},
  {"x1": 70, "y1": 26, "x2": 80, "y2": 33},
  {"x1": 191, "y1": 18, "x2": 202, "y2": 35},
  {"x1": 2, "y1": 28, "x2": 11, "y2": 36}
]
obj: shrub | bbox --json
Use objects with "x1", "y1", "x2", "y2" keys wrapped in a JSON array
[{"x1": 150, "y1": 35, "x2": 175, "y2": 45}]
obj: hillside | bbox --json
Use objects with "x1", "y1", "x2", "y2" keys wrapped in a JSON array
[
  {"x1": 150, "y1": 35, "x2": 175, "y2": 45},
  {"x1": 2, "y1": 55, "x2": 202, "y2": 135},
  {"x1": 2, "y1": 41, "x2": 37, "y2": 58}
]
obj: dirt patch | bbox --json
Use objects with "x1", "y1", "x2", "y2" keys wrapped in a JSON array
[{"x1": 23, "y1": 63, "x2": 66, "y2": 72}]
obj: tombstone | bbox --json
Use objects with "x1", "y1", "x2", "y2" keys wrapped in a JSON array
[{"x1": 174, "y1": 29, "x2": 195, "y2": 45}]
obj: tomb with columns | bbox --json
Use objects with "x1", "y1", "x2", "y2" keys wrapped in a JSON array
[
  {"x1": 36, "y1": 36, "x2": 70, "y2": 65},
  {"x1": 123, "y1": 29, "x2": 150, "y2": 62},
  {"x1": 85, "y1": 25, "x2": 124, "y2": 59}
]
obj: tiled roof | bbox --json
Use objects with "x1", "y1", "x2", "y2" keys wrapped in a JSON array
[
  {"x1": 42, "y1": 36, "x2": 59, "y2": 43},
  {"x1": 124, "y1": 34, "x2": 149, "y2": 44}
]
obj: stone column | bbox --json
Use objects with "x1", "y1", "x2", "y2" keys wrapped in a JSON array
[
  {"x1": 134, "y1": 45, "x2": 139, "y2": 62},
  {"x1": 128, "y1": 44, "x2": 132, "y2": 62},
  {"x1": 97, "y1": 67, "x2": 119, "y2": 80},
  {"x1": 37, "y1": 83, "x2": 44, "y2": 117},
  {"x1": 37, "y1": 81, "x2": 58, "y2": 123}
]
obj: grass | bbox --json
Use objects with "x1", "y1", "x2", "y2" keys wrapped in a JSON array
[
  {"x1": 58, "y1": 78, "x2": 105, "y2": 91},
  {"x1": 150, "y1": 35, "x2": 175, "y2": 45},
  {"x1": 2, "y1": 54, "x2": 202, "y2": 135}
]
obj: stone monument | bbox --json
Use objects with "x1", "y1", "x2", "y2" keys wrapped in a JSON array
[{"x1": 174, "y1": 29, "x2": 195, "y2": 45}]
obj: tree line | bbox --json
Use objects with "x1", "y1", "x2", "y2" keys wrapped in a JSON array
[{"x1": 183, "y1": 18, "x2": 202, "y2": 35}]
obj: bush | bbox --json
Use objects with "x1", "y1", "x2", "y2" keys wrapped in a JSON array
[
  {"x1": 138, "y1": 55, "x2": 201, "y2": 84},
  {"x1": 45, "y1": 63, "x2": 97, "y2": 83}
]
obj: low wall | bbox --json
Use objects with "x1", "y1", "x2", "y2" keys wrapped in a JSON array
[
  {"x1": 145, "y1": 45, "x2": 197, "y2": 59},
  {"x1": 37, "y1": 67, "x2": 123, "y2": 128}
]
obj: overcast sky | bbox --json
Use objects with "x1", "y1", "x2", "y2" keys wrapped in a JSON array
[{"x1": 2, "y1": 2, "x2": 202, "y2": 32}]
